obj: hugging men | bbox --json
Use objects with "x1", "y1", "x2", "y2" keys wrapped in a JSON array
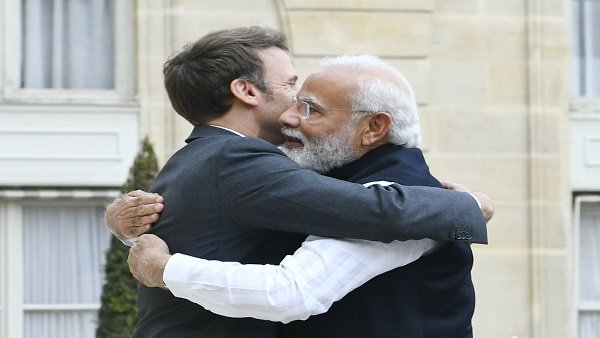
[{"x1": 106, "y1": 26, "x2": 493, "y2": 338}]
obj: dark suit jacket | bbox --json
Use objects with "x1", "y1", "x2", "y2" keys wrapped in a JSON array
[
  {"x1": 132, "y1": 125, "x2": 486, "y2": 338},
  {"x1": 281, "y1": 144, "x2": 475, "y2": 338}
]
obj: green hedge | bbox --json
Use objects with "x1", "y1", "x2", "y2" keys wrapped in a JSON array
[{"x1": 96, "y1": 137, "x2": 159, "y2": 338}]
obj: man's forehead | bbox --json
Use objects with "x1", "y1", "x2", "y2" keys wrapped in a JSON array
[
  {"x1": 259, "y1": 47, "x2": 297, "y2": 79},
  {"x1": 299, "y1": 70, "x2": 357, "y2": 106}
]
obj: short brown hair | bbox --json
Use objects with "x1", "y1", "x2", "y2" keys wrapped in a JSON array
[{"x1": 163, "y1": 26, "x2": 289, "y2": 125}]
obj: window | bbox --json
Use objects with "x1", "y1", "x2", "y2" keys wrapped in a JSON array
[
  {"x1": 3, "y1": 0, "x2": 133, "y2": 103},
  {"x1": 21, "y1": 0, "x2": 115, "y2": 90},
  {"x1": 1, "y1": 194, "x2": 114, "y2": 338},
  {"x1": 572, "y1": 0, "x2": 600, "y2": 98},
  {"x1": 571, "y1": 7, "x2": 600, "y2": 335},
  {"x1": 574, "y1": 196, "x2": 600, "y2": 338},
  {"x1": 570, "y1": 1, "x2": 600, "y2": 200}
]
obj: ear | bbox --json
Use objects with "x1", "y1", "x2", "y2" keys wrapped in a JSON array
[
  {"x1": 230, "y1": 78, "x2": 259, "y2": 106},
  {"x1": 361, "y1": 112, "x2": 392, "y2": 147}
]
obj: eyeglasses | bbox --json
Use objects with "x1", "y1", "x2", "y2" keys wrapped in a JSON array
[
  {"x1": 292, "y1": 95, "x2": 311, "y2": 120},
  {"x1": 292, "y1": 95, "x2": 376, "y2": 120}
]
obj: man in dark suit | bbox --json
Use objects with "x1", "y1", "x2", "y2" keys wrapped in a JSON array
[
  {"x1": 106, "y1": 27, "x2": 492, "y2": 337},
  {"x1": 126, "y1": 54, "x2": 479, "y2": 337}
]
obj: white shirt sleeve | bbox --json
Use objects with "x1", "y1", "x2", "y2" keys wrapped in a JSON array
[
  {"x1": 163, "y1": 180, "x2": 439, "y2": 323},
  {"x1": 164, "y1": 236, "x2": 438, "y2": 323}
]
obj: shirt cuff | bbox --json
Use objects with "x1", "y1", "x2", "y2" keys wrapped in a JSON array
[
  {"x1": 121, "y1": 236, "x2": 139, "y2": 246},
  {"x1": 467, "y1": 192, "x2": 481, "y2": 209},
  {"x1": 163, "y1": 253, "x2": 194, "y2": 291},
  {"x1": 109, "y1": 229, "x2": 139, "y2": 247}
]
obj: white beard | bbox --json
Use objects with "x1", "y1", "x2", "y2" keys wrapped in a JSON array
[{"x1": 280, "y1": 122, "x2": 361, "y2": 173}]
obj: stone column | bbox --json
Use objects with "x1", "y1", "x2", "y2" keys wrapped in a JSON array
[
  {"x1": 526, "y1": 0, "x2": 573, "y2": 337},
  {"x1": 137, "y1": 0, "x2": 176, "y2": 164}
]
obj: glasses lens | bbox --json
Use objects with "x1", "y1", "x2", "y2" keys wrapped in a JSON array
[
  {"x1": 293, "y1": 95, "x2": 309, "y2": 119},
  {"x1": 301, "y1": 101, "x2": 310, "y2": 119}
]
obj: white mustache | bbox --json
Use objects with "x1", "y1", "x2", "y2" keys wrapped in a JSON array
[{"x1": 281, "y1": 127, "x2": 308, "y2": 144}]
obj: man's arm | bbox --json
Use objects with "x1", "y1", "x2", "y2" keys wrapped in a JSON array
[
  {"x1": 215, "y1": 137, "x2": 489, "y2": 243},
  {"x1": 128, "y1": 233, "x2": 438, "y2": 323},
  {"x1": 108, "y1": 189, "x2": 492, "y2": 245},
  {"x1": 107, "y1": 189, "x2": 491, "y2": 246},
  {"x1": 108, "y1": 138, "x2": 491, "y2": 244},
  {"x1": 443, "y1": 181, "x2": 495, "y2": 221}
]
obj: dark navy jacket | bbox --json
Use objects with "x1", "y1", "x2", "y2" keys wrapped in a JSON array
[{"x1": 280, "y1": 144, "x2": 475, "y2": 338}]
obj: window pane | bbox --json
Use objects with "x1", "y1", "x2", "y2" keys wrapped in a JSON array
[
  {"x1": 572, "y1": 0, "x2": 600, "y2": 97},
  {"x1": 25, "y1": 311, "x2": 98, "y2": 338},
  {"x1": 580, "y1": 312, "x2": 600, "y2": 338},
  {"x1": 572, "y1": 0, "x2": 582, "y2": 96},
  {"x1": 22, "y1": 205, "x2": 111, "y2": 338},
  {"x1": 21, "y1": 0, "x2": 115, "y2": 89},
  {"x1": 23, "y1": 205, "x2": 110, "y2": 304},
  {"x1": 579, "y1": 202, "x2": 600, "y2": 302}
]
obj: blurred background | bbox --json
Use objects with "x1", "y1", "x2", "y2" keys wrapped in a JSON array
[{"x1": 0, "y1": 0, "x2": 598, "y2": 337}]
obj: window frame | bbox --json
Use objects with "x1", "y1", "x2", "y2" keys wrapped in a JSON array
[
  {"x1": 571, "y1": 98, "x2": 600, "y2": 114},
  {"x1": 573, "y1": 195, "x2": 600, "y2": 338},
  {"x1": 2, "y1": 0, "x2": 135, "y2": 105}
]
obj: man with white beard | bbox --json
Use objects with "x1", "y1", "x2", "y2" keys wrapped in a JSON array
[{"x1": 127, "y1": 55, "x2": 479, "y2": 338}]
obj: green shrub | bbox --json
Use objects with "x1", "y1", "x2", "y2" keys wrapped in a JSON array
[{"x1": 96, "y1": 137, "x2": 159, "y2": 338}]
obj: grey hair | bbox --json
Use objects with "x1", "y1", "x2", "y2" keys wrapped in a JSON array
[{"x1": 316, "y1": 55, "x2": 421, "y2": 147}]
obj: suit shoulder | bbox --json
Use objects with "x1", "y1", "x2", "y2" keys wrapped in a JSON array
[{"x1": 216, "y1": 137, "x2": 302, "y2": 177}]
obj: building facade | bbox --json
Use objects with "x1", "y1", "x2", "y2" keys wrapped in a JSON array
[{"x1": 0, "y1": 1, "x2": 598, "y2": 337}]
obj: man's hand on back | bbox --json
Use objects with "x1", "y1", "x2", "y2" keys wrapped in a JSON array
[
  {"x1": 128, "y1": 234, "x2": 172, "y2": 288},
  {"x1": 441, "y1": 181, "x2": 495, "y2": 223},
  {"x1": 105, "y1": 190, "x2": 164, "y2": 242}
]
